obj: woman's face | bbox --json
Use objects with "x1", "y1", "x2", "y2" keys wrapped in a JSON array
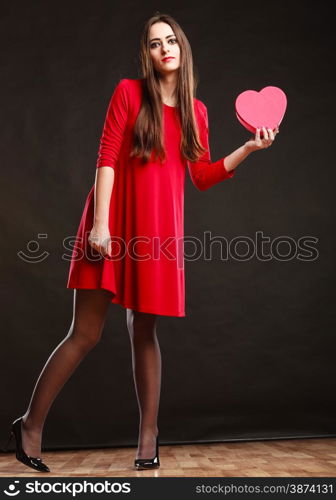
[{"x1": 148, "y1": 22, "x2": 180, "y2": 76}]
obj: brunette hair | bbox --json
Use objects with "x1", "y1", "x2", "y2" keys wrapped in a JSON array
[{"x1": 130, "y1": 12, "x2": 207, "y2": 165}]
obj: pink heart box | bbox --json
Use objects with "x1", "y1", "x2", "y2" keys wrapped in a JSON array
[{"x1": 235, "y1": 86, "x2": 287, "y2": 136}]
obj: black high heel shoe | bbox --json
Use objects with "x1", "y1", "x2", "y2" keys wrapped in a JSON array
[
  {"x1": 134, "y1": 434, "x2": 160, "y2": 470},
  {"x1": 2, "y1": 416, "x2": 50, "y2": 473}
]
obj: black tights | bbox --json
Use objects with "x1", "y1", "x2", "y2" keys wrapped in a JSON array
[{"x1": 21, "y1": 289, "x2": 160, "y2": 460}]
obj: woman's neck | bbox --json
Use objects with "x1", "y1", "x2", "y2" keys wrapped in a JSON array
[{"x1": 159, "y1": 74, "x2": 178, "y2": 106}]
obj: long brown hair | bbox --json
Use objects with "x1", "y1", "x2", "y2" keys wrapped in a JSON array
[{"x1": 130, "y1": 12, "x2": 207, "y2": 165}]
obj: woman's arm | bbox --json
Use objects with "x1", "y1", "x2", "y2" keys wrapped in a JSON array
[
  {"x1": 88, "y1": 79, "x2": 129, "y2": 256},
  {"x1": 93, "y1": 166, "x2": 115, "y2": 226},
  {"x1": 224, "y1": 125, "x2": 279, "y2": 173},
  {"x1": 187, "y1": 104, "x2": 235, "y2": 191},
  {"x1": 89, "y1": 165, "x2": 114, "y2": 257},
  {"x1": 222, "y1": 144, "x2": 251, "y2": 174},
  {"x1": 188, "y1": 104, "x2": 278, "y2": 191}
]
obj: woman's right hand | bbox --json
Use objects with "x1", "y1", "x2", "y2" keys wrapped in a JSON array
[{"x1": 88, "y1": 223, "x2": 112, "y2": 258}]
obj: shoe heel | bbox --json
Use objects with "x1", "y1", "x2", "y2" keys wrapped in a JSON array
[
  {"x1": 9, "y1": 416, "x2": 50, "y2": 473},
  {"x1": 134, "y1": 434, "x2": 160, "y2": 470}
]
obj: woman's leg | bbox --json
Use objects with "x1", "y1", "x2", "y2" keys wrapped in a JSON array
[
  {"x1": 20, "y1": 288, "x2": 113, "y2": 458},
  {"x1": 126, "y1": 309, "x2": 160, "y2": 460}
]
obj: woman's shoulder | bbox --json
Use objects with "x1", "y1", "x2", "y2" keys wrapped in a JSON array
[
  {"x1": 108, "y1": 78, "x2": 142, "y2": 112},
  {"x1": 194, "y1": 97, "x2": 207, "y2": 112},
  {"x1": 193, "y1": 97, "x2": 207, "y2": 125},
  {"x1": 113, "y1": 78, "x2": 143, "y2": 101},
  {"x1": 117, "y1": 77, "x2": 143, "y2": 87},
  {"x1": 114, "y1": 78, "x2": 143, "y2": 91}
]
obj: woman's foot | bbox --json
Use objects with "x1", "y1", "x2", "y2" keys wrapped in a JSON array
[
  {"x1": 135, "y1": 427, "x2": 158, "y2": 460},
  {"x1": 20, "y1": 416, "x2": 42, "y2": 458}
]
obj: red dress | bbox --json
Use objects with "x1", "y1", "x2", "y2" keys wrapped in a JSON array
[{"x1": 67, "y1": 78, "x2": 235, "y2": 317}]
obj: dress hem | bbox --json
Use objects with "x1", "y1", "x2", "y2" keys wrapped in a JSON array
[{"x1": 66, "y1": 284, "x2": 186, "y2": 318}]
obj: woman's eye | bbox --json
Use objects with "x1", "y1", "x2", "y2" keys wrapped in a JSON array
[{"x1": 150, "y1": 38, "x2": 177, "y2": 49}]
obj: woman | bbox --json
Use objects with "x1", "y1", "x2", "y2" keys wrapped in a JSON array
[{"x1": 3, "y1": 12, "x2": 278, "y2": 473}]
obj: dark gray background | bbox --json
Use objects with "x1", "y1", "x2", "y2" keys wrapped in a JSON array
[{"x1": 1, "y1": 0, "x2": 335, "y2": 451}]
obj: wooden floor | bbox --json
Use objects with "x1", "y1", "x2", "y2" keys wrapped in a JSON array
[{"x1": 1, "y1": 438, "x2": 336, "y2": 477}]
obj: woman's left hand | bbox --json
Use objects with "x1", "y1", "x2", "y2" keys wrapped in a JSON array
[{"x1": 244, "y1": 126, "x2": 279, "y2": 153}]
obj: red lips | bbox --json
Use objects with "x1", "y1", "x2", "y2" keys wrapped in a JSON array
[{"x1": 162, "y1": 57, "x2": 175, "y2": 62}]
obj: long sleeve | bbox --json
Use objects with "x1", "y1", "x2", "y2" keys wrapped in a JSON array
[
  {"x1": 187, "y1": 103, "x2": 235, "y2": 191},
  {"x1": 96, "y1": 79, "x2": 129, "y2": 169}
]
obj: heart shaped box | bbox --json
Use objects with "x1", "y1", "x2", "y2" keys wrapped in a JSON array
[{"x1": 235, "y1": 86, "x2": 287, "y2": 136}]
